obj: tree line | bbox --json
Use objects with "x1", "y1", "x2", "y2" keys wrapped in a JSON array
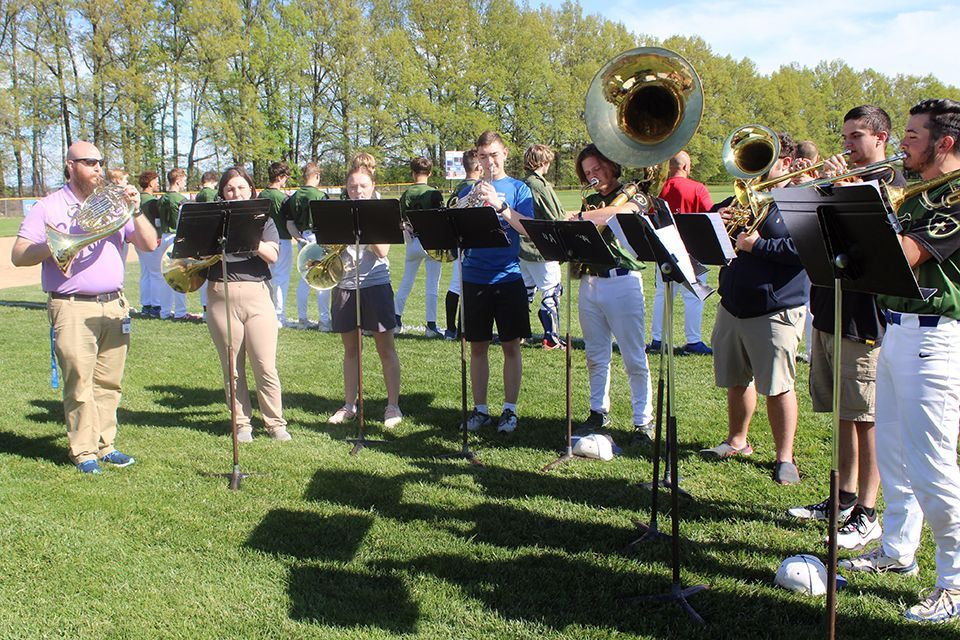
[{"x1": 1, "y1": 0, "x2": 958, "y2": 196}]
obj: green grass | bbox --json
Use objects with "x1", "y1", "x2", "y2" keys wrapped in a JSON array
[
  {"x1": 0, "y1": 216, "x2": 23, "y2": 237},
  {"x1": 0, "y1": 244, "x2": 954, "y2": 639}
]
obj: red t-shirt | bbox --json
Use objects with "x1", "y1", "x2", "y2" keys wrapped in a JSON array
[{"x1": 658, "y1": 176, "x2": 713, "y2": 214}]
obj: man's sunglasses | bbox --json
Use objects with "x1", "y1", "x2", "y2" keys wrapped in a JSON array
[{"x1": 70, "y1": 158, "x2": 104, "y2": 167}]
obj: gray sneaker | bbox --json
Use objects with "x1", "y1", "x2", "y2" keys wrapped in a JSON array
[
  {"x1": 464, "y1": 408, "x2": 493, "y2": 432},
  {"x1": 497, "y1": 409, "x2": 518, "y2": 434},
  {"x1": 904, "y1": 587, "x2": 960, "y2": 623},
  {"x1": 267, "y1": 427, "x2": 292, "y2": 442},
  {"x1": 773, "y1": 460, "x2": 800, "y2": 485},
  {"x1": 788, "y1": 497, "x2": 854, "y2": 522},
  {"x1": 237, "y1": 428, "x2": 253, "y2": 443},
  {"x1": 839, "y1": 547, "x2": 919, "y2": 575}
]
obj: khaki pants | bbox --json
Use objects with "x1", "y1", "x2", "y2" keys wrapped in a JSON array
[
  {"x1": 206, "y1": 281, "x2": 286, "y2": 432},
  {"x1": 48, "y1": 295, "x2": 130, "y2": 464}
]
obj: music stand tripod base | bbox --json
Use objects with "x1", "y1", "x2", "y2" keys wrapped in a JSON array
[
  {"x1": 618, "y1": 583, "x2": 710, "y2": 625},
  {"x1": 346, "y1": 436, "x2": 388, "y2": 457}
]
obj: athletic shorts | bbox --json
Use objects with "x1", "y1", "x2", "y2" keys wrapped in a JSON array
[
  {"x1": 462, "y1": 278, "x2": 530, "y2": 343},
  {"x1": 331, "y1": 283, "x2": 397, "y2": 333},
  {"x1": 808, "y1": 328, "x2": 879, "y2": 422},
  {"x1": 712, "y1": 304, "x2": 804, "y2": 396}
]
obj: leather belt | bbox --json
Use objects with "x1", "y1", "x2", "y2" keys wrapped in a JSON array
[{"x1": 49, "y1": 291, "x2": 122, "y2": 303}]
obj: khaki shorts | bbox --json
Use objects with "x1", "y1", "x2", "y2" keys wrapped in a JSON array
[
  {"x1": 808, "y1": 328, "x2": 879, "y2": 422},
  {"x1": 712, "y1": 305, "x2": 804, "y2": 396}
]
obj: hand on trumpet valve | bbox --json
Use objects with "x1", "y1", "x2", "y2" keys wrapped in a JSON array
[
  {"x1": 789, "y1": 158, "x2": 818, "y2": 184},
  {"x1": 476, "y1": 181, "x2": 502, "y2": 210},
  {"x1": 821, "y1": 153, "x2": 851, "y2": 181}
]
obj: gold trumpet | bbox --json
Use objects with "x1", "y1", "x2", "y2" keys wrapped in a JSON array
[
  {"x1": 297, "y1": 242, "x2": 346, "y2": 290},
  {"x1": 46, "y1": 183, "x2": 135, "y2": 274}
]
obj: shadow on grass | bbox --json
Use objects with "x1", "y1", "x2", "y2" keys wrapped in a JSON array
[
  {"x1": 246, "y1": 509, "x2": 373, "y2": 562},
  {"x1": 243, "y1": 508, "x2": 417, "y2": 633},
  {"x1": 24, "y1": 399, "x2": 63, "y2": 425},
  {"x1": 0, "y1": 428, "x2": 66, "y2": 465},
  {"x1": 287, "y1": 565, "x2": 419, "y2": 633}
]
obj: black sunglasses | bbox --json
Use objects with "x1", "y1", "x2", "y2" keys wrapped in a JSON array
[{"x1": 70, "y1": 158, "x2": 104, "y2": 167}]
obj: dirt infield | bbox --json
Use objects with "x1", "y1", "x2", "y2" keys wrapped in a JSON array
[{"x1": 0, "y1": 237, "x2": 140, "y2": 290}]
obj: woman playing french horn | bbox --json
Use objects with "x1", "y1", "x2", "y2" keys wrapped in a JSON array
[
  {"x1": 204, "y1": 167, "x2": 291, "y2": 443},
  {"x1": 326, "y1": 163, "x2": 403, "y2": 429}
]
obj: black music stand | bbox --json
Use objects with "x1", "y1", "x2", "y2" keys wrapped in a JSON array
[
  {"x1": 406, "y1": 206, "x2": 509, "y2": 466},
  {"x1": 176, "y1": 200, "x2": 270, "y2": 491},
  {"x1": 311, "y1": 199, "x2": 404, "y2": 456},
  {"x1": 773, "y1": 183, "x2": 929, "y2": 640},
  {"x1": 609, "y1": 205, "x2": 710, "y2": 624},
  {"x1": 517, "y1": 219, "x2": 616, "y2": 471}
]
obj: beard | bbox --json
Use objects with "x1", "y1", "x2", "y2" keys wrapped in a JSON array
[{"x1": 904, "y1": 140, "x2": 937, "y2": 174}]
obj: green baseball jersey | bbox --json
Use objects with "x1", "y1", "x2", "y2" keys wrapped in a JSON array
[
  {"x1": 260, "y1": 187, "x2": 291, "y2": 239},
  {"x1": 158, "y1": 191, "x2": 187, "y2": 233},
  {"x1": 195, "y1": 186, "x2": 217, "y2": 203},
  {"x1": 520, "y1": 171, "x2": 566, "y2": 262},
  {"x1": 399, "y1": 183, "x2": 443, "y2": 214},
  {"x1": 579, "y1": 187, "x2": 645, "y2": 274},
  {"x1": 878, "y1": 185, "x2": 960, "y2": 319},
  {"x1": 288, "y1": 185, "x2": 327, "y2": 235}
]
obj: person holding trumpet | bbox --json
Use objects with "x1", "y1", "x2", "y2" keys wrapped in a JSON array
[
  {"x1": 840, "y1": 98, "x2": 960, "y2": 624},
  {"x1": 204, "y1": 167, "x2": 291, "y2": 443},
  {"x1": 11, "y1": 141, "x2": 158, "y2": 473},
  {"x1": 789, "y1": 106, "x2": 906, "y2": 549}
]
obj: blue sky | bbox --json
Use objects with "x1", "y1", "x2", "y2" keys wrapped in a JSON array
[{"x1": 537, "y1": 1, "x2": 960, "y2": 87}]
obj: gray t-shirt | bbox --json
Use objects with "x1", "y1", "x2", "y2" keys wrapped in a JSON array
[{"x1": 338, "y1": 244, "x2": 390, "y2": 290}]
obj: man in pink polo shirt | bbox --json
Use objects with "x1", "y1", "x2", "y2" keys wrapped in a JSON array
[{"x1": 11, "y1": 141, "x2": 158, "y2": 474}]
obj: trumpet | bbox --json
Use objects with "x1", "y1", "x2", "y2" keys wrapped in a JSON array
[
  {"x1": 46, "y1": 183, "x2": 135, "y2": 274},
  {"x1": 804, "y1": 152, "x2": 906, "y2": 189}
]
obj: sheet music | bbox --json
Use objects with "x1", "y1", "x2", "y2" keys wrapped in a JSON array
[{"x1": 608, "y1": 214, "x2": 712, "y2": 301}]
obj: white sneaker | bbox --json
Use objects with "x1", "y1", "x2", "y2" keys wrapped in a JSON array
[
  {"x1": 834, "y1": 508, "x2": 882, "y2": 550},
  {"x1": 236, "y1": 428, "x2": 253, "y2": 443},
  {"x1": 463, "y1": 408, "x2": 492, "y2": 432},
  {"x1": 383, "y1": 405, "x2": 403, "y2": 429},
  {"x1": 328, "y1": 406, "x2": 356, "y2": 424},
  {"x1": 497, "y1": 409, "x2": 518, "y2": 434},
  {"x1": 838, "y1": 547, "x2": 918, "y2": 575},
  {"x1": 904, "y1": 587, "x2": 960, "y2": 623},
  {"x1": 788, "y1": 497, "x2": 854, "y2": 522}
]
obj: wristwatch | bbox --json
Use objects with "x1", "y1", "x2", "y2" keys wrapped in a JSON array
[{"x1": 496, "y1": 201, "x2": 508, "y2": 213}]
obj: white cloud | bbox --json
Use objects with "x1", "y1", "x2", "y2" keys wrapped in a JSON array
[{"x1": 544, "y1": 1, "x2": 960, "y2": 87}]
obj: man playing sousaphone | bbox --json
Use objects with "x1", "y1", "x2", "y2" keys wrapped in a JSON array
[
  {"x1": 11, "y1": 141, "x2": 158, "y2": 473},
  {"x1": 572, "y1": 144, "x2": 654, "y2": 442}
]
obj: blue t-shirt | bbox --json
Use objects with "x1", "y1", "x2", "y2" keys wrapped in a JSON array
[{"x1": 461, "y1": 176, "x2": 533, "y2": 285}]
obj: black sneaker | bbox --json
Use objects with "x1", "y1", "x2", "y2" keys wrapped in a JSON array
[
  {"x1": 631, "y1": 421, "x2": 655, "y2": 446},
  {"x1": 574, "y1": 410, "x2": 610, "y2": 435}
]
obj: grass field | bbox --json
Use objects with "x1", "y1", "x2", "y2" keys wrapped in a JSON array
[{"x1": 0, "y1": 196, "x2": 955, "y2": 639}]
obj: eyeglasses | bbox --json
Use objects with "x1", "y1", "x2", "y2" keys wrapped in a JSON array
[{"x1": 70, "y1": 158, "x2": 104, "y2": 167}]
